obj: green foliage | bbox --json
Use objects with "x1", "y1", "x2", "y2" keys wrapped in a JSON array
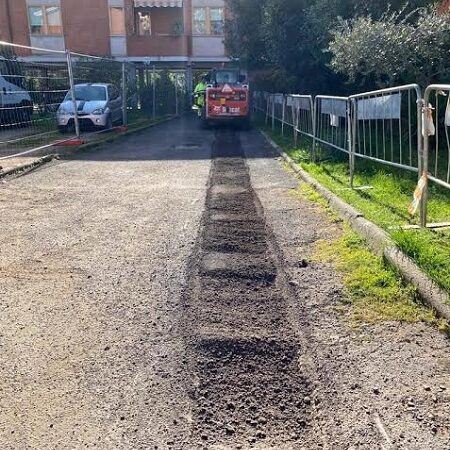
[
  {"x1": 329, "y1": 7, "x2": 450, "y2": 87},
  {"x1": 226, "y1": 0, "x2": 440, "y2": 92}
]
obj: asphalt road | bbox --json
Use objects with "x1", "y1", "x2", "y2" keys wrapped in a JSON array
[{"x1": 1, "y1": 115, "x2": 449, "y2": 449}]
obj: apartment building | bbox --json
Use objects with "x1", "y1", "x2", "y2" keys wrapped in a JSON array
[{"x1": 0, "y1": 0, "x2": 229, "y2": 70}]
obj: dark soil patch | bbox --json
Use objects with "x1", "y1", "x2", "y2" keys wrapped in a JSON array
[{"x1": 184, "y1": 129, "x2": 311, "y2": 448}]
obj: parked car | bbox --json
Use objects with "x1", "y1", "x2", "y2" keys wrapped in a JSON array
[
  {"x1": 0, "y1": 73, "x2": 33, "y2": 126},
  {"x1": 57, "y1": 83, "x2": 123, "y2": 133}
]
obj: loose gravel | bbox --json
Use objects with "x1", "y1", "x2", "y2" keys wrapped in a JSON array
[{"x1": 1, "y1": 116, "x2": 449, "y2": 449}]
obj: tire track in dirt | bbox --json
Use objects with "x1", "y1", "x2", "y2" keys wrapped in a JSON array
[{"x1": 183, "y1": 129, "x2": 313, "y2": 449}]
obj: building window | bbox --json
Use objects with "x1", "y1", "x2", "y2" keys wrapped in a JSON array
[
  {"x1": 110, "y1": 7, "x2": 125, "y2": 36},
  {"x1": 193, "y1": 8, "x2": 207, "y2": 34},
  {"x1": 135, "y1": 9, "x2": 152, "y2": 36},
  {"x1": 193, "y1": 7, "x2": 224, "y2": 36},
  {"x1": 210, "y1": 8, "x2": 224, "y2": 35},
  {"x1": 28, "y1": 6, "x2": 62, "y2": 35}
]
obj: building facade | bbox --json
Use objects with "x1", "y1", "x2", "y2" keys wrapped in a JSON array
[{"x1": 0, "y1": 0, "x2": 229, "y2": 70}]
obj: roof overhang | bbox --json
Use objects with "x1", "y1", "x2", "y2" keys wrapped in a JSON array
[{"x1": 134, "y1": 0, "x2": 182, "y2": 6}]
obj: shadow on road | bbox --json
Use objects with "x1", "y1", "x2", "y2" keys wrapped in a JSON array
[{"x1": 60, "y1": 115, "x2": 276, "y2": 162}]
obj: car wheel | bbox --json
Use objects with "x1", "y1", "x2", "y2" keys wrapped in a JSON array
[
  {"x1": 105, "y1": 115, "x2": 113, "y2": 130},
  {"x1": 58, "y1": 125, "x2": 69, "y2": 134}
]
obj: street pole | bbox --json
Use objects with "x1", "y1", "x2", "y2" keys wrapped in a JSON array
[
  {"x1": 122, "y1": 62, "x2": 128, "y2": 126},
  {"x1": 66, "y1": 50, "x2": 80, "y2": 138},
  {"x1": 152, "y1": 65, "x2": 156, "y2": 120}
]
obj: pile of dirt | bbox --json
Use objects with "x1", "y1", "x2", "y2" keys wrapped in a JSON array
[{"x1": 182, "y1": 129, "x2": 312, "y2": 448}]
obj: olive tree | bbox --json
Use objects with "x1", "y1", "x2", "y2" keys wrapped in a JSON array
[{"x1": 328, "y1": 8, "x2": 450, "y2": 88}]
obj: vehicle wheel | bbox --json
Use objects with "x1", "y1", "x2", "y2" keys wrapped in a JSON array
[
  {"x1": 105, "y1": 115, "x2": 113, "y2": 130},
  {"x1": 58, "y1": 125, "x2": 69, "y2": 134}
]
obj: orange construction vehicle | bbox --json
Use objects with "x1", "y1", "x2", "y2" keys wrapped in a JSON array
[{"x1": 194, "y1": 68, "x2": 251, "y2": 128}]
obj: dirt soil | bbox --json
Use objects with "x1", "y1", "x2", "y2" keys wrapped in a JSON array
[{"x1": 0, "y1": 116, "x2": 449, "y2": 449}]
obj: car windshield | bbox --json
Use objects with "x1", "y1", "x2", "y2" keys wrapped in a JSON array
[
  {"x1": 65, "y1": 85, "x2": 107, "y2": 102},
  {"x1": 215, "y1": 71, "x2": 239, "y2": 84}
]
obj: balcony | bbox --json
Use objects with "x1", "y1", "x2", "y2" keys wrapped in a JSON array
[
  {"x1": 128, "y1": 34, "x2": 188, "y2": 57},
  {"x1": 129, "y1": 2, "x2": 187, "y2": 57}
]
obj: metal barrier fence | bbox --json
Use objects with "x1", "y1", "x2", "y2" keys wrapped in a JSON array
[
  {"x1": 313, "y1": 95, "x2": 349, "y2": 161},
  {"x1": 0, "y1": 40, "x2": 187, "y2": 161},
  {"x1": 254, "y1": 83, "x2": 449, "y2": 228},
  {"x1": 286, "y1": 95, "x2": 315, "y2": 146},
  {"x1": 422, "y1": 84, "x2": 450, "y2": 226},
  {"x1": 257, "y1": 93, "x2": 315, "y2": 145},
  {"x1": 349, "y1": 84, "x2": 423, "y2": 187}
]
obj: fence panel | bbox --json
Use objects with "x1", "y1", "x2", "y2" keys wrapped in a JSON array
[
  {"x1": 285, "y1": 95, "x2": 314, "y2": 145},
  {"x1": 253, "y1": 91, "x2": 268, "y2": 116},
  {"x1": 349, "y1": 85, "x2": 422, "y2": 182},
  {"x1": 0, "y1": 41, "x2": 185, "y2": 162},
  {"x1": 423, "y1": 85, "x2": 450, "y2": 189},
  {"x1": 0, "y1": 43, "x2": 75, "y2": 161},
  {"x1": 314, "y1": 96, "x2": 349, "y2": 158},
  {"x1": 421, "y1": 84, "x2": 450, "y2": 226}
]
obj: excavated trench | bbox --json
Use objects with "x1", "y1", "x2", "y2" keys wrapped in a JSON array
[{"x1": 183, "y1": 129, "x2": 312, "y2": 449}]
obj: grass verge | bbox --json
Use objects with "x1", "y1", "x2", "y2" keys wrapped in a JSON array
[
  {"x1": 261, "y1": 119, "x2": 450, "y2": 296},
  {"x1": 295, "y1": 183, "x2": 441, "y2": 326}
]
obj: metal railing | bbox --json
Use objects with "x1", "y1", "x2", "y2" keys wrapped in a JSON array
[
  {"x1": 313, "y1": 95, "x2": 349, "y2": 161},
  {"x1": 287, "y1": 95, "x2": 315, "y2": 146},
  {"x1": 257, "y1": 93, "x2": 315, "y2": 145},
  {"x1": 349, "y1": 84, "x2": 423, "y2": 187},
  {"x1": 422, "y1": 84, "x2": 450, "y2": 226},
  {"x1": 254, "y1": 83, "x2": 449, "y2": 229},
  {"x1": 0, "y1": 40, "x2": 188, "y2": 162}
]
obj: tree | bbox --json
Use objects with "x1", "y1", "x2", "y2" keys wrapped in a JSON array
[
  {"x1": 328, "y1": 7, "x2": 450, "y2": 88},
  {"x1": 225, "y1": 0, "x2": 438, "y2": 93}
]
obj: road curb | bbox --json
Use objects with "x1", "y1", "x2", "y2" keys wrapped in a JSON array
[
  {"x1": 0, "y1": 116, "x2": 178, "y2": 179},
  {"x1": 0, "y1": 154, "x2": 56, "y2": 179},
  {"x1": 260, "y1": 129, "x2": 450, "y2": 321}
]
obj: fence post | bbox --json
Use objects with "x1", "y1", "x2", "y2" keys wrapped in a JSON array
[
  {"x1": 417, "y1": 98, "x2": 424, "y2": 178},
  {"x1": 349, "y1": 98, "x2": 356, "y2": 188},
  {"x1": 420, "y1": 98, "x2": 429, "y2": 228},
  {"x1": 122, "y1": 62, "x2": 128, "y2": 126},
  {"x1": 175, "y1": 75, "x2": 179, "y2": 116},
  {"x1": 271, "y1": 97, "x2": 275, "y2": 130},
  {"x1": 152, "y1": 65, "x2": 156, "y2": 120},
  {"x1": 312, "y1": 97, "x2": 317, "y2": 162},
  {"x1": 66, "y1": 50, "x2": 80, "y2": 139},
  {"x1": 281, "y1": 96, "x2": 285, "y2": 136}
]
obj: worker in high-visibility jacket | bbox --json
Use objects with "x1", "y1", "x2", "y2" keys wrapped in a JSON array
[{"x1": 194, "y1": 77, "x2": 207, "y2": 116}]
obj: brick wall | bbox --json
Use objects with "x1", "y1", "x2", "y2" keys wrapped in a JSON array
[
  {"x1": 62, "y1": 0, "x2": 111, "y2": 55},
  {"x1": 1, "y1": 0, "x2": 31, "y2": 55}
]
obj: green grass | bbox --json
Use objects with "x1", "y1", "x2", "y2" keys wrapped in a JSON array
[
  {"x1": 313, "y1": 224, "x2": 437, "y2": 325},
  {"x1": 260, "y1": 116, "x2": 450, "y2": 295},
  {"x1": 292, "y1": 181, "x2": 439, "y2": 325}
]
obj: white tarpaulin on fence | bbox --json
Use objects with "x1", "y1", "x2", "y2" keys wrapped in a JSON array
[
  {"x1": 273, "y1": 94, "x2": 284, "y2": 105},
  {"x1": 330, "y1": 114, "x2": 339, "y2": 127},
  {"x1": 357, "y1": 93, "x2": 402, "y2": 120},
  {"x1": 286, "y1": 96, "x2": 311, "y2": 110},
  {"x1": 321, "y1": 99, "x2": 347, "y2": 117}
]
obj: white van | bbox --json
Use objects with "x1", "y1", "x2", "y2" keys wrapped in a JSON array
[{"x1": 0, "y1": 67, "x2": 33, "y2": 126}]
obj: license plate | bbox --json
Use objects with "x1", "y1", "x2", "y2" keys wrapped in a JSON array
[{"x1": 220, "y1": 98, "x2": 226, "y2": 105}]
